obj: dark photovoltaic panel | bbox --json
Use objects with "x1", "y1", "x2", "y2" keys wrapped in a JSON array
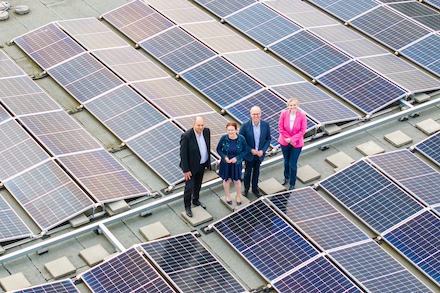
[
  {"x1": 308, "y1": 0, "x2": 379, "y2": 21},
  {"x1": 92, "y1": 47, "x2": 168, "y2": 82},
  {"x1": 147, "y1": 0, "x2": 213, "y2": 24},
  {"x1": 85, "y1": 86, "x2": 167, "y2": 141},
  {"x1": 214, "y1": 200, "x2": 320, "y2": 281},
  {"x1": 350, "y1": 6, "x2": 430, "y2": 51},
  {"x1": 383, "y1": 211, "x2": 440, "y2": 285},
  {"x1": 57, "y1": 17, "x2": 129, "y2": 50},
  {"x1": 388, "y1": 1, "x2": 440, "y2": 31},
  {"x1": 141, "y1": 233, "x2": 246, "y2": 293},
  {"x1": 367, "y1": 150, "x2": 440, "y2": 207},
  {"x1": 11, "y1": 279, "x2": 80, "y2": 293},
  {"x1": 48, "y1": 53, "x2": 124, "y2": 104},
  {"x1": 268, "y1": 188, "x2": 369, "y2": 251},
  {"x1": 329, "y1": 241, "x2": 432, "y2": 293},
  {"x1": 81, "y1": 247, "x2": 175, "y2": 293},
  {"x1": 273, "y1": 256, "x2": 362, "y2": 293},
  {"x1": 14, "y1": 23, "x2": 85, "y2": 69},
  {"x1": 401, "y1": 34, "x2": 440, "y2": 77},
  {"x1": 415, "y1": 132, "x2": 440, "y2": 166},
  {"x1": 194, "y1": 0, "x2": 256, "y2": 18},
  {"x1": 319, "y1": 160, "x2": 424, "y2": 234},
  {"x1": 126, "y1": 122, "x2": 184, "y2": 185},
  {"x1": 318, "y1": 61, "x2": 406, "y2": 114},
  {"x1": 103, "y1": 0, "x2": 174, "y2": 43},
  {"x1": 426, "y1": 0, "x2": 440, "y2": 9},
  {"x1": 19, "y1": 111, "x2": 102, "y2": 155},
  {"x1": 4, "y1": 160, "x2": 94, "y2": 231},
  {"x1": 271, "y1": 82, "x2": 360, "y2": 124},
  {"x1": 269, "y1": 30, "x2": 351, "y2": 78},
  {"x1": 225, "y1": 3, "x2": 301, "y2": 47},
  {"x1": 0, "y1": 195, "x2": 32, "y2": 242},
  {"x1": 181, "y1": 56, "x2": 261, "y2": 108},
  {"x1": 140, "y1": 27, "x2": 216, "y2": 74}
]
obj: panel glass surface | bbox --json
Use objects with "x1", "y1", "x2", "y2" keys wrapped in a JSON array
[
  {"x1": 319, "y1": 160, "x2": 424, "y2": 233},
  {"x1": 194, "y1": 0, "x2": 256, "y2": 18},
  {"x1": 0, "y1": 105, "x2": 11, "y2": 123},
  {"x1": 1, "y1": 91, "x2": 62, "y2": 116},
  {"x1": 415, "y1": 132, "x2": 440, "y2": 166},
  {"x1": 141, "y1": 233, "x2": 246, "y2": 293},
  {"x1": 0, "y1": 195, "x2": 32, "y2": 242},
  {"x1": 12, "y1": 279, "x2": 80, "y2": 293},
  {"x1": 318, "y1": 61, "x2": 406, "y2": 114},
  {"x1": 81, "y1": 247, "x2": 174, "y2": 293},
  {"x1": 0, "y1": 58, "x2": 26, "y2": 78},
  {"x1": 309, "y1": 0, "x2": 379, "y2": 21},
  {"x1": 214, "y1": 200, "x2": 319, "y2": 281},
  {"x1": 388, "y1": 2, "x2": 440, "y2": 31},
  {"x1": 426, "y1": 0, "x2": 440, "y2": 9},
  {"x1": 401, "y1": 34, "x2": 440, "y2": 77}
]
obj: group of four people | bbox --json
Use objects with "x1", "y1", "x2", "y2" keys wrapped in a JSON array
[{"x1": 180, "y1": 99, "x2": 306, "y2": 217}]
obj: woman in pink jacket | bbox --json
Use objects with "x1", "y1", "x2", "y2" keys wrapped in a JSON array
[{"x1": 278, "y1": 98, "x2": 307, "y2": 190}]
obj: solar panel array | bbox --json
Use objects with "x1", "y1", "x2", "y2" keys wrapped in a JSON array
[
  {"x1": 414, "y1": 132, "x2": 440, "y2": 166},
  {"x1": 140, "y1": 233, "x2": 247, "y2": 293},
  {"x1": 0, "y1": 195, "x2": 32, "y2": 242},
  {"x1": 10, "y1": 279, "x2": 80, "y2": 293}
]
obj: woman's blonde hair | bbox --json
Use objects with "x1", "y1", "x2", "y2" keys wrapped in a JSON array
[{"x1": 286, "y1": 98, "x2": 298, "y2": 106}]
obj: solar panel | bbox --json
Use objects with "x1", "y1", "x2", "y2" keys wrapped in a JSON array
[
  {"x1": 388, "y1": 2, "x2": 440, "y2": 31},
  {"x1": 268, "y1": 188, "x2": 369, "y2": 251},
  {"x1": 147, "y1": 0, "x2": 213, "y2": 24},
  {"x1": 180, "y1": 56, "x2": 261, "y2": 108},
  {"x1": 0, "y1": 54, "x2": 26, "y2": 78},
  {"x1": 140, "y1": 27, "x2": 216, "y2": 74},
  {"x1": 92, "y1": 46, "x2": 168, "y2": 82},
  {"x1": 0, "y1": 195, "x2": 32, "y2": 242},
  {"x1": 415, "y1": 132, "x2": 440, "y2": 166},
  {"x1": 194, "y1": 0, "x2": 256, "y2": 18},
  {"x1": 329, "y1": 241, "x2": 432, "y2": 293},
  {"x1": 14, "y1": 23, "x2": 85, "y2": 69},
  {"x1": 213, "y1": 200, "x2": 320, "y2": 281},
  {"x1": 11, "y1": 279, "x2": 80, "y2": 293},
  {"x1": 1, "y1": 91, "x2": 62, "y2": 116},
  {"x1": 103, "y1": 0, "x2": 174, "y2": 43},
  {"x1": 271, "y1": 82, "x2": 360, "y2": 124},
  {"x1": 57, "y1": 17, "x2": 129, "y2": 50},
  {"x1": 367, "y1": 149, "x2": 440, "y2": 207},
  {"x1": 4, "y1": 160, "x2": 94, "y2": 231},
  {"x1": 318, "y1": 61, "x2": 406, "y2": 115},
  {"x1": 269, "y1": 30, "x2": 351, "y2": 78},
  {"x1": 426, "y1": 0, "x2": 440, "y2": 9},
  {"x1": 48, "y1": 53, "x2": 124, "y2": 104},
  {"x1": 0, "y1": 105, "x2": 11, "y2": 123},
  {"x1": 401, "y1": 34, "x2": 440, "y2": 77},
  {"x1": 57, "y1": 150, "x2": 149, "y2": 202},
  {"x1": 225, "y1": 3, "x2": 301, "y2": 47},
  {"x1": 140, "y1": 233, "x2": 247, "y2": 293},
  {"x1": 308, "y1": 0, "x2": 379, "y2": 21},
  {"x1": 319, "y1": 160, "x2": 424, "y2": 234},
  {"x1": 81, "y1": 247, "x2": 175, "y2": 293},
  {"x1": 272, "y1": 256, "x2": 363, "y2": 293},
  {"x1": 383, "y1": 211, "x2": 440, "y2": 285},
  {"x1": 85, "y1": 85, "x2": 167, "y2": 141}
]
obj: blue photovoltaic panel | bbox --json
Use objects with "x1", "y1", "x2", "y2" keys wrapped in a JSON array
[
  {"x1": 415, "y1": 132, "x2": 440, "y2": 166},
  {"x1": 0, "y1": 56, "x2": 26, "y2": 78},
  {"x1": 225, "y1": 3, "x2": 300, "y2": 47},
  {"x1": 383, "y1": 211, "x2": 440, "y2": 285},
  {"x1": 368, "y1": 149, "x2": 440, "y2": 207},
  {"x1": 401, "y1": 34, "x2": 440, "y2": 77},
  {"x1": 181, "y1": 57, "x2": 261, "y2": 108},
  {"x1": 309, "y1": 0, "x2": 379, "y2": 21},
  {"x1": 141, "y1": 233, "x2": 246, "y2": 293},
  {"x1": 81, "y1": 247, "x2": 175, "y2": 293},
  {"x1": 319, "y1": 160, "x2": 424, "y2": 234},
  {"x1": 11, "y1": 279, "x2": 80, "y2": 293},
  {"x1": 269, "y1": 30, "x2": 350, "y2": 78},
  {"x1": 194, "y1": 0, "x2": 256, "y2": 18},
  {"x1": 103, "y1": 0, "x2": 174, "y2": 43},
  {"x1": 318, "y1": 61, "x2": 406, "y2": 114},
  {"x1": 388, "y1": 2, "x2": 440, "y2": 32},
  {"x1": 140, "y1": 27, "x2": 216, "y2": 74},
  {"x1": 0, "y1": 105, "x2": 11, "y2": 123},
  {"x1": 14, "y1": 23, "x2": 85, "y2": 69},
  {"x1": 273, "y1": 256, "x2": 362, "y2": 293},
  {"x1": 426, "y1": 0, "x2": 440, "y2": 9},
  {"x1": 268, "y1": 188, "x2": 369, "y2": 251},
  {"x1": 329, "y1": 241, "x2": 431, "y2": 293},
  {"x1": 0, "y1": 195, "x2": 32, "y2": 242},
  {"x1": 85, "y1": 86, "x2": 167, "y2": 141},
  {"x1": 48, "y1": 53, "x2": 124, "y2": 104},
  {"x1": 214, "y1": 200, "x2": 319, "y2": 281},
  {"x1": 271, "y1": 82, "x2": 360, "y2": 124}
]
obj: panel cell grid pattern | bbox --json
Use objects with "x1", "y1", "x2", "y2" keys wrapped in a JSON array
[
  {"x1": 308, "y1": 0, "x2": 379, "y2": 22},
  {"x1": 0, "y1": 195, "x2": 32, "y2": 242},
  {"x1": 141, "y1": 233, "x2": 246, "y2": 293},
  {"x1": 401, "y1": 34, "x2": 440, "y2": 77},
  {"x1": 268, "y1": 188, "x2": 369, "y2": 251},
  {"x1": 11, "y1": 279, "x2": 80, "y2": 293},
  {"x1": 388, "y1": 1, "x2": 440, "y2": 31},
  {"x1": 319, "y1": 160, "x2": 424, "y2": 234},
  {"x1": 0, "y1": 58, "x2": 26, "y2": 78},
  {"x1": 81, "y1": 247, "x2": 175, "y2": 293},
  {"x1": 415, "y1": 132, "x2": 440, "y2": 166},
  {"x1": 194, "y1": 0, "x2": 256, "y2": 18},
  {"x1": 213, "y1": 200, "x2": 320, "y2": 281}
]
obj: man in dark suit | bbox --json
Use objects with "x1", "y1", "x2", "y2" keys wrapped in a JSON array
[
  {"x1": 180, "y1": 116, "x2": 210, "y2": 217},
  {"x1": 239, "y1": 106, "x2": 271, "y2": 197}
]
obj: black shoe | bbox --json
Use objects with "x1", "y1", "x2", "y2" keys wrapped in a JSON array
[
  {"x1": 281, "y1": 178, "x2": 289, "y2": 185},
  {"x1": 242, "y1": 190, "x2": 249, "y2": 197},
  {"x1": 193, "y1": 200, "x2": 206, "y2": 209},
  {"x1": 252, "y1": 189, "x2": 261, "y2": 197},
  {"x1": 185, "y1": 207, "x2": 192, "y2": 217}
]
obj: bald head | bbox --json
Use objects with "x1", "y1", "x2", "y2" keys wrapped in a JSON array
[
  {"x1": 250, "y1": 106, "x2": 262, "y2": 125},
  {"x1": 193, "y1": 116, "x2": 205, "y2": 135}
]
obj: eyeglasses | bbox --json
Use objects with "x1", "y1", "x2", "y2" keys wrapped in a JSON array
[{"x1": 251, "y1": 113, "x2": 261, "y2": 116}]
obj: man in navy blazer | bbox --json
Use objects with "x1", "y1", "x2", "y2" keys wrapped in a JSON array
[
  {"x1": 239, "y1": 106, "x2": 271, "y2": 197},
  {"x1": 180, "y1": 116, "x2": 211, "y2": 217}
]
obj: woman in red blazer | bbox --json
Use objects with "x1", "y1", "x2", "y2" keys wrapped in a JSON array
[{"x1": 278, "y1": 98, "x2": 307, "y2": 190}]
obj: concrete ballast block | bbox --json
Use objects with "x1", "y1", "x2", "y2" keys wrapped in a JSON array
[
  {"x1": 220, "y1": 195, "x2": 250, "y2": 211},
  {"x1": 0, "y1": 272, "x2": 31, "y2": 291},
  {"x1": 106, "y1": 200, "x2": 130, "y2": 216},
  {"x1": 79, "y1": 244, "x2": 110, "y2": 266},
  {"x1": 259, "y1": 178, "x2": 287, "y2": 195},
  {"x1": 69, "y1": 213, "x2": 90, "y2": 227},
  {"x1": 384, "y1": 130, "x2": 412, "y2": 147},
  {"x1": 325, "y1": 152, "x2": 355, "y2": 169},
  {"x1": 139, "y1": 222, "x2": 170, "y2": 241},
  {"x1": 356, "y1": 141, "x2": 385, "y2": 156},
  {"x1": 415, "y1": 118, "x2": 440, "y2": 135},
  {"x1": 44, "y1": 256, "x2": 76, "y2": 279},
  {"x1": 297, "y1": 165, "x2": 321, "y2": 183},
  {"x1": 182, "y1": 206, "x2": 213, "y2": 227}
]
